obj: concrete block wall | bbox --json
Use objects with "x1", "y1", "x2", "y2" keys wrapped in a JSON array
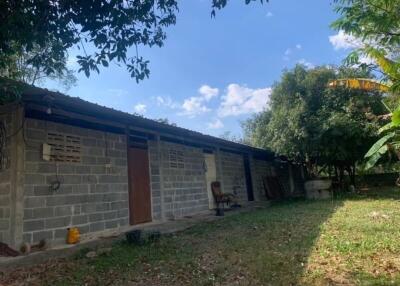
[
  {"x1": 0, "y1": 113, "x2": 12, "y2": 244},
  {"x1": 147, "y1": 140, "x2": 162, "y2": 221},
  {"x1": 23, "y1": 119, "x2": 129, "y2": 244},
  {"x1": 291, "y1": 164, "x2": 305, "y2": 197},
  {"x1": 157, "y1": 141, "x2": 209, "y2": 219},
  {"x1": 252, "y1": 159, "x2": 276, "y2": 201},
  {"x1": 220, "y1": 151, "x2": 248, "y2": 202},
  {"x1": 275, "y1": 162, "x2": 291, "y2": 195}
]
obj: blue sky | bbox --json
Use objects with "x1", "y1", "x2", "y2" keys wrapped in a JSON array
[{"x1": 46, "y1": 0, "x2": 351, "y2": 138}]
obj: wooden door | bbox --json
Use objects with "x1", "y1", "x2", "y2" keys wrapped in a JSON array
[
  {"x1": 204, "y1": 153, "x2": 217, "y2": 209},
  {"x1": 128, "y1": 147, "x2": 152, "y2": 225}
]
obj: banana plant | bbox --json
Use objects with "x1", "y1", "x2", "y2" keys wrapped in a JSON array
[
  {"x1": 364, "y1": 104, "x2": 400, "y2": 169},
  {"x1": 344, "y1": 46, "x2": 400, "y2": 170},
  {"x1": 363, "y1": 46, "x2": 400, "y2": 93}
]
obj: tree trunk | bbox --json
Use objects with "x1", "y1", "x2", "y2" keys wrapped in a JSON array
[
  {"x1": 339, "y1": 166, "x2": 345, "y2": 191},
  {"x1": 350, "y1": 163, "x2": 356, "y2": 187}
]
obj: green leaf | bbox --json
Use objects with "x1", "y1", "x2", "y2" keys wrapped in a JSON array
[
  {"x1": 364, "y1": 132, "x2": 395, "y2": 158},
  {"x1": 381, "y1": 100, "x2": 392, "y2": 113},
  {"x1": 364, "y1": 145, "x2": 387, "y2": 170},
  {"x1": 392, "y1": 107, "x2": 400, "y2": 126},
  {"x1": 379, "y1": 122, "x2": 394, "y2": 134}
]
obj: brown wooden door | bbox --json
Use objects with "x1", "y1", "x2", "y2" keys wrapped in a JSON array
[{"x1": 128, "y1": 147, "x2": 152, "y2": 225}]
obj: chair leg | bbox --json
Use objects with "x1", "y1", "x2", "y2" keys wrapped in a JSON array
[{"x1": 215, "y1": 201, "x2": 224, "y2": 216}]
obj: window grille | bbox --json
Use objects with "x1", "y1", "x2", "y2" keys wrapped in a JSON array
[
  {"x1": 47, "y1": 132, "x2": 81, "y2": 163},
  {"x1": 169, "y1": 149, "x2": 184, "y2": 169}
]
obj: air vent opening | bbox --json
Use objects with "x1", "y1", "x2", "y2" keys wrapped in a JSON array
[
  {"x1": 46, "y1": 132, "x2": 81, "y2": 163},
  {"x1": 169, "y1": 149, "x2": 184, "y2": 169}
]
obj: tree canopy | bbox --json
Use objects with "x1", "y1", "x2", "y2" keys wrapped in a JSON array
[
  {"x1": 332, "y1": 0, "x2": 400, "y2": 92},
  {"x1": 0, "y1": 41, "x2": 76, "y2": 90},
  {"x1": 243, "y1": 65, "x2": 386, "y2": 182},
  {"x1": 0, "y1": 0, "x2": 267, "y2": 83},
  {"x1": 332, "y1": 0, "x2": 400, "y2": 50},
  {"x1": 332, "y1": 0, "x2": 400, "y2": 171}
]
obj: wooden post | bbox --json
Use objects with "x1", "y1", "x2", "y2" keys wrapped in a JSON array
[
  {"x1": 10, "y1": 106, "x2": 25, "y2": 248},
  {"x1": 215, "y1": 147, "x2": 224, "y2": 192},
  {"x1": 156, "y1": 135, "x2": 166, "y2": 221}
]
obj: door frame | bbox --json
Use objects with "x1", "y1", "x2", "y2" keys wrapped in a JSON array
[{"x1": 127, "y1": 138, "x2": 152, "y2": 225}]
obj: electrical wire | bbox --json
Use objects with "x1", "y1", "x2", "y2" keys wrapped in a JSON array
[
  {"x1": 44, "y1": 120, "x2": 62, "y2": 192},
  {"x1": 6, "y1": 116, "x2": 26, "y2": 139},
  {"x1": 0, "y1": 120, "x2": 7, "y2": 170},
  {"x1": 49, "y1": 162, "x2": 61, "y2": 191}
]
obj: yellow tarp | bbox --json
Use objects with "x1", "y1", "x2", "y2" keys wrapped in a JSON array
[{"x1": 328, "y1": 78, "x2": 390, "y2": 92}]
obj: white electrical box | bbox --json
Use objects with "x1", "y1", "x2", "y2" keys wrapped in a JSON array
[{"x1": 42, "y1": 143, "x2": 51, "y2": 161}]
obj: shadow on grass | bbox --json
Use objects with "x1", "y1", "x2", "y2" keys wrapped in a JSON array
[
  {"x1": 2, "y1": 199, "x2": 345, "y2": 286},
  {"x1": 4, "y1": 189, "x2": 400, "y2": 286},
  {"x1": 207, "y1": 198, "x2": 345, "y2": 285}
]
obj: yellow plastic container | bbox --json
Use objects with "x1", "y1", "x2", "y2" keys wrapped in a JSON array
[{"x1": 67, "y1": 227, "x2": 80, "y2": 244}]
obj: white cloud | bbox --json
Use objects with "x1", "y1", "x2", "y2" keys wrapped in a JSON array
[
  {"x1": 180, "y1": 84, "x2": 219, "y2": 117},
  {"x1": 283, "y1": 44, "x2": 302, "y2": 61},
  {"x1": 181, "y1": 97, "x2": 211, "y2": 117},
  {"x1": 329, "y1": 30, "x2": 362, "y2": 50},
  {"x1": 67, "y1": 55, "x2": 79, "y2": 69},
  {"x1": 160, "y1": 83, "x2": 271, "y2": 119},
  {"x1": 358, "y1": 55, "x2": 375, "y2": 65},
  {"x1": 156, "y1": 96, "x2": 165, "y2": 105},
  {"x1": 266, "y1": 11, "x2": 273, "y2": 17},
  {"x1": 297, "y1": 59, "x2": 315, "y2": 69},
  {"x1": 155, "y1": 96, "x2": 178, "y2": 109},
  {"x1": 218, "y1": 84, "x2": 271, "y2": 117},
  {"x1": 207, "y1": 119, "x2": 224, "y2": 129},
  {"x1": 198, "y1": 85, "x2": 219, "y2": 100},
  {"x1": 107, "y1": 88, "x2": 128, "y2": 97},
  {"x1": 329, "y1": 30, "x2": 385, "y2": 69},
  {"x1": 283, "y1": 48, "x2": 292, "y2": 61},
  {"x1": 134, "y1": 103, "x2": 146, "y2": 114},
  {"x1": 329, "y1": 31, "x2": 377, "y2": 65}
]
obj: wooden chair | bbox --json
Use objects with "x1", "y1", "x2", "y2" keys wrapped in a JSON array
[{"x1": 211, "y1": 181, "x2": 236, "y2": 209}]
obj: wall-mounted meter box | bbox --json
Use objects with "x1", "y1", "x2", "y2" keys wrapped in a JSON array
[{"x1": 42, "y1": 143, "x2": 51, "y2": 161}]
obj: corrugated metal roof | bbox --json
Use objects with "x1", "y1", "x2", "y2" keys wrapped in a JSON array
[{"x1": 0, "y1": 77, "x2": 274, "y2": 158}]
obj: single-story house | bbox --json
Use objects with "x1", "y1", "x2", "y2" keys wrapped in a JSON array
[{"x1": 0, "y1": 79, "x2": 304, "y2": 248}]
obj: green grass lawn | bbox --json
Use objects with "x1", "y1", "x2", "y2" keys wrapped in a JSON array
[{"x1": 3, "y1": 187, "x2": 400, "y2": 286}]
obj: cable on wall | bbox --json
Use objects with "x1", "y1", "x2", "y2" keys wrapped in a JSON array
[
  {"x1": 43, "y1": 120, "x2": 62, "y2": 192},
  {"x1": 49, "y1": 162, "x2": 62, "y2": 192},
  {"x1": 0, "y1": 102, "x2": 23, "y2": 171},
  {"x1": 0, "y1": 120, "x2": 8, "y2": 171}
]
